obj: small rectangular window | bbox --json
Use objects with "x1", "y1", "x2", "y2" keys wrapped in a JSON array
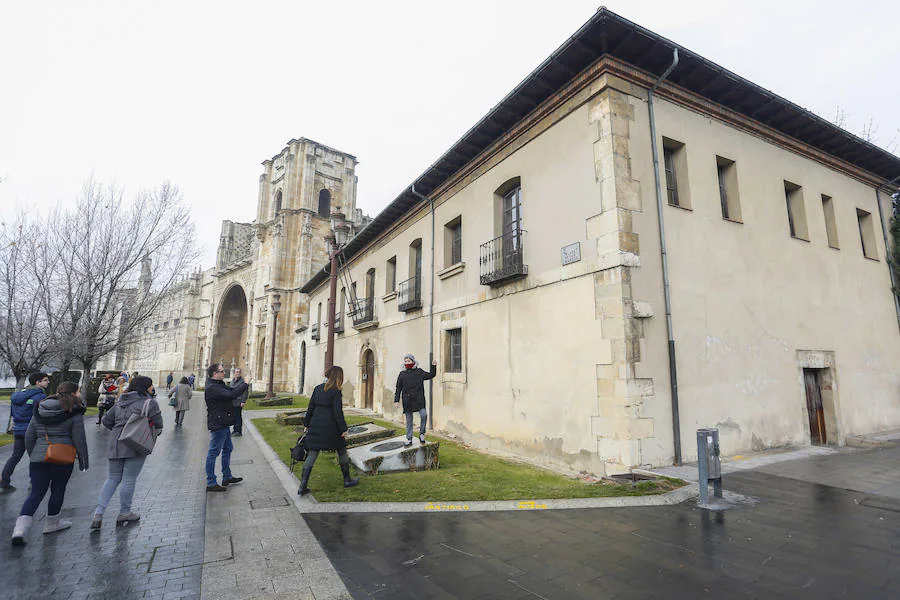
[
  {"x1": 444, "y1": 217, "x2": 462, "y2": 267},
  {"x1": 174, "y1": 318, "x2": 181, "y2": 327},
  {"x1": 784, "y1": 181, "x2": 809, "y2": 240},
  {"x1": 447, "y1": 328, "x2": 462, "y2": 373},
  {"x1": 822, "y1": 195, "x2": 839, "y2": 249},
  {"x1": 857, "y1": 208, "x2": 878, "y2": 259},
  {"x1": 386, "y1": 257, "x2": 396, "y2": 293},
  {"x1": 716, "y1": 156, "x2": 741, "y2": 222},
  {"x1": 662, "y1": 138, "x2": 690, "y2": 209}
]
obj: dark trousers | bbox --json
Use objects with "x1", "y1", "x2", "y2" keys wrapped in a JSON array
[
  {"x1": 232, "y1": 406, "x2": 243, "y2": 434},
  {"x1": 97, "y1": 406, "x2": 106, "y2": 424},
  {"x1": 20, "y1": 462, "x2": 74, "y2": 517},
  {"x1": 1, "y1": 435, "x2": 26, "y2": 487},
  {"x1": 175, "y1": 410, "x2": 185, "y2": 425}
]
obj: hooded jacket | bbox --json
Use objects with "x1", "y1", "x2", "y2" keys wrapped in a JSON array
[
  {"x1": 102, "y1": 391, "x2": 163, "y2": 459},
  {"x1": 10, "y1": 385, "x2": 46, "y2": 436},
  {"x1": 24, "y1": 397, "x2": 89, "y2": 470}
]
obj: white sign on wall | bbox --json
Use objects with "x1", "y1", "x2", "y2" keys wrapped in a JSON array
[{"x1": 561, "y1": 242, "x2": 581, "y2": 266}]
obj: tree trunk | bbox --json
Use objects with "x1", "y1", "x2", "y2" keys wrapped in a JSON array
[
  {"x1": 14, "y1": 374, "x2": 26, "y2": 392},
  {"x1": 80, "y1": 358, "x2": 95, "y2": 403}
]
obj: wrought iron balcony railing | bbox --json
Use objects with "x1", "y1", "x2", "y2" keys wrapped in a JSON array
[
  {"x1": 310, "y1": 323, "x2": 320, "y2": 341},
  {"x1": 334, "y1": 314, "x2": 344, "y2": 333},
  {"x1": 397, "y1": 275, "x2": 422, "y2": 311},
  {"x1": 479, "y1": 229, "x2": 527, "y2": 286},
  {"x1": 350, "y1": 297, "x2": 377, "y2": 328}
]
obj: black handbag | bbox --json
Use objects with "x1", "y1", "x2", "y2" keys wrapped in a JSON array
[{"x1": 290, "y1": 434, "x2": 308, "y2": 469}]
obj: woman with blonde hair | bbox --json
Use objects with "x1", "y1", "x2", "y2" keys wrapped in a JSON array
[{"x1": 297, "y1": 365, "x2": 358, "y2": 496}]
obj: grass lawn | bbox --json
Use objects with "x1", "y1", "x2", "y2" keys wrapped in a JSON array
[
  {"x1": 0, "y1": 434, "x2": 12, "y2": 447},
  {"x1": 243, "y1": 395, "x2": 309, "y2": 411},
  {"x1": 254, "y1": 416, "x2": 684, "y2": 502}
]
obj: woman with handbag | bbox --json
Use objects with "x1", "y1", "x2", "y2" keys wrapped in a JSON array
[
  {"x1": 11, "y1": 381, "x2": 89, "y2": 546},
  {"x1": 168, "y1": 376, "x2": 192, "y2": 427},
  {"x1": 90, "y1": 375, "x2": 163, "y2": 532},
  {"x1": 297, "y1": 365, "x2": 359, "y2": 496}
]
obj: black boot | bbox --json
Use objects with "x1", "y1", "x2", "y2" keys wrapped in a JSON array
[
  {"x1": 341, "y1": 463, "x2": 359, "y2": 489},
  {"x1": 298, "y1": 464, "x2": 313, "y2": 496}
]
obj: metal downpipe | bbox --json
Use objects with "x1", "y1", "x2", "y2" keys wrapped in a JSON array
[
  {"x1": 647, "y1": 48, "x2": 682, "y2": 465},
  {"x1": 875, "y1": 175, "x2": 900, "y2": 333},
  {"x1": 410, "y1": 183, "x2": 435, "y2": 430}
]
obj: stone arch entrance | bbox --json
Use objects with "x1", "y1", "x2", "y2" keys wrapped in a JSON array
[{"x1": 211, "y1": 284, "x2": 248, "y2": 378}]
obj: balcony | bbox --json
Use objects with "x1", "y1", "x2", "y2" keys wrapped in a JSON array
[
  {"x1": 397, "y1": 275, "x2": 422, "y2": 312},
  {"x1": 479, "y1": 229, "x2": 527, "y2": 286},
  {"x1": 350, "y1": 298, "x2": 378, "y2": 329},
  {"x1": 310, "y1": 324, "x2": 320, "y2": 341},
  {"x1": 334, "y1": 315, "x2": 344, "y2": 333}
]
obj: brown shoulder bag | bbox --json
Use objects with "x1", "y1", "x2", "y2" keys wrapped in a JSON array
[{"x1": 43, "y1": 432, "x2": 77, "y2": 465}]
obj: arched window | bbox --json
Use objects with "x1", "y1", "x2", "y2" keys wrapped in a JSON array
[
  {"x1": 318, "y1": 189, "x2": 331, "y2": 218},
  {"x1": 274, "y1": 190, "x2": 283, "y2": 214}
]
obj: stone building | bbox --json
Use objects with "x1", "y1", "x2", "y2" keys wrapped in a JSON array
[
  {"x1": 108, "y1": 138, "x2": 370, "y2": 390},
  {"x1": 300, "y1": 8, "x2": 900, "y2": 475}
]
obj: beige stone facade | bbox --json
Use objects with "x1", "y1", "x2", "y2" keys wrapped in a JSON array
[{"x1": 300, "y1": 12, "x2": 900, "y2": 476}]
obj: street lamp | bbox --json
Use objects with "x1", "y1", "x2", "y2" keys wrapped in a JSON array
[
  {"x1": 265, "y1": 293, "x2": 282, "y2": 399},
  {"x1": 325, "y1": 210, "x2": 350, "y2": 371}
]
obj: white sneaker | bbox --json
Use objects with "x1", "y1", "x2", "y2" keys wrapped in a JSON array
[
  {"x1": 43, "y1": 514, "x2": 72, "y2": 534},
  {"x1": 11, "y1": 515, "x2": 32, "y2": 546}
]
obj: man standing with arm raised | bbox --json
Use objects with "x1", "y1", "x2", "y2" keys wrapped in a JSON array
[{"x1": 204, "y1": 363, "x2": 249, "y2": 492}]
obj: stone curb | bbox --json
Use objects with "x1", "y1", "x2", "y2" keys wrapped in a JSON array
[{"x1": 244, "y1": 413, "x2": 698, "y2": 514}]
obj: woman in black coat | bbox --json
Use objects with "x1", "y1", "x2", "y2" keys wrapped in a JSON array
[
  {"x1": 298, "y1": 366, "x2": 359, "y2": 496},
  {"x1": 394, "y1": 353, "x2": 437, "y2": 446}
]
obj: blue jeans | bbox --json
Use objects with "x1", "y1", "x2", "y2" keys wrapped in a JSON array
[
  {"x1": 206, "y1": 428, "x2": 233, "y2": 486},
  {"x1": 20, "y1": 462, "x2": 74, "y2": 517},
  {"x1": 405, "y1": 409, "x2": 427, "y2": 439},
  {"x1": 94, "y1": 456, "x2": 147, "y2": 516}
]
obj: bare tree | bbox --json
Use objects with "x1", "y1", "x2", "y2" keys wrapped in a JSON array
[
  {"x1": 46, "y1": 178, "x2": 200, "y2": 394},
  {"x1": 0, "y1": 214, "x2": 56, "y2": 392}
]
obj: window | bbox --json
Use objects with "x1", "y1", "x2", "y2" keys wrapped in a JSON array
[
  {"x1": 662, "y1": 138, "x2": 690, "y2": 208},
  {"x1": 447, "y1": 329, "x2": 462, "y2": 373},
  {"x1": 316, "y1": 302, "x2": 322, "y2": 327},
  {"x1": 174, "y1": 318, "x2": 181, "y2": 327},
  {"x1": 339, "y1": 288, "x2": 346, "y2": 322},
  {"x1": 386, "y1": 256, "x2": 397, "y2": 293},
  {"x1": 784, "y1": 181, "x2": 809, "y2": 240},
  {"x1": 444, "y1": 217, "x2": 462, "y2": 266},
  {"x1": 366, "y1": 268, "x2": 376, "y2": 303},
  {"x1": 274, "y1": 190, "x2": 283, "y2": 214},
  {"x1": 154, "y1": 324, "x2": 159, "y2": 332},
  {"x1": 318, "y1": 189, "x2": 331, "y2": 218},
  {"x1": 163, "y1": 321, "x2": 169, "y2": 329},
  {"x1": 716, "y1": 156, "x2": 741, "y2": 222},
  {"x1": 822, "y1": 195, "x2": 839, "y2": 249},
  {"x1": 409, "y1": 239, "x2": 422, "y2": 280},
  {"x1": 857, "y1": 209, "x2": 878, "y2": 259}
]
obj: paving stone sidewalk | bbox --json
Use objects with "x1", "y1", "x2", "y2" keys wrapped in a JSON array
[
  {"x1": 199, "y1": 415, "x2": 351, "y2": 600},
  {"x1": 0, "y1": 400, "x2": 207, "y2": 600}
]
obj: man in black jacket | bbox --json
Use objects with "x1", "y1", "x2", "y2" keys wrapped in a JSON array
[
  {"x1": 204, "y1": 363, "x2": 249, "y2": 492},
  {"x1": 230, "y1": 368, "x2": 249, "y2": 437},
  {"x1": 394, "y1": 354, "x2": 437, "y2": 447}
]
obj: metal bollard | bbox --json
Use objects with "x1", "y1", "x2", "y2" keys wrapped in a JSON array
[{"x1": 697, "y1": 428, "x2": 723, "y2": 505}]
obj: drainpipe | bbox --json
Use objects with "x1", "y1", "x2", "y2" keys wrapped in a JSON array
[
  {"x1": 875, "y1": 175, "x2": 900, "y2": 333},
  {"x1": 647, "y1": 48, "x2": 682, "y2": 465},
  {"x1": 410, "y1": 183, "x2": 435, "y2": 430}
]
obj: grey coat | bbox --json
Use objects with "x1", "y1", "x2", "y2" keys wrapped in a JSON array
[
  {"x1": 230, "y1": 377, "x2": 249, "y2": 406},
  {"x1": 24, "y1": 397, "x2": 89, "y2": 471},
  {"x1": 102, "y1": 391, "x2": 164, "y2": 459},
  {"x1": 168, "y1": 383, "x2": 192, "y2": 411}
]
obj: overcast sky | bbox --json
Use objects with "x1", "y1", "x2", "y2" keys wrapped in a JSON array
[{"x1": 2, "y1": 0, "x2": 898, "y2": 266}]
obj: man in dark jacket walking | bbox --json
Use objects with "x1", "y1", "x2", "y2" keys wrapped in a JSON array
[
  {"x1": 230, "y1": 368, "x2": 249, "y2": 436},
  {"x1": 1, "y1": 372, "x2": 49, "y2": 494},
  {"x1": 204, "y1": 363, "x2": 249, "y2": 492},
  {"x1": 394, "y1": 354, "x2": 437, "y2": 447}
]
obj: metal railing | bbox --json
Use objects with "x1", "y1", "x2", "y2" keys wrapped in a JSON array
[
  {"x1": 334, "y1": 314, "x2": 344, "y2": 333},
  {"x1": 479, "y1": 229, "x2": 527, "y2": 286},
  {"x1": 397, "y1": 275, "x2": 422, "y2": 311},
  {"x1": 350, "y1": 297, "x2": 376, "y2": 327},
  {"x1": 310, "y1": 323, "x2": 320, "y2": 341}
]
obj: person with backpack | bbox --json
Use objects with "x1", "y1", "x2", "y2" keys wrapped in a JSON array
[
  {"x1": 96, "y1": 373, "x2": 118, "y2": 425},
  {"x1": 297, "y1": 365, "x2": 358, "y2": 496},
  {"x1": 394, "y1": 354, "x2": 437, "y2": 446},
  {"x1": 1, "y1": 372, "x2": 50, "y2": 495},
  {"x1": 90, "y1": 376, "x2": 163, "y2": 532},
  {"x1": 11, "y1": 381, "x2": 89, "y2": 545}
]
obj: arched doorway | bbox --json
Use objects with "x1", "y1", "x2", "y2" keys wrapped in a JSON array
[
  {"x1": 362, "y1": 349, "x2": 375, "y2": 410},
  {"x1": 210, "y1": 285, "x2": 248, "y2": 378},
  {"x1": 299, "y1": 341, "x2": 307, "y2": 395}
]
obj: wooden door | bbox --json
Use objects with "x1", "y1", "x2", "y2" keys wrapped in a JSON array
[
  {"x1": 363, "y1": 350, "x2": 375, "y2": 410},
  {"x1": 803, "y1": 369, "x2": 826, "y2": 445}
]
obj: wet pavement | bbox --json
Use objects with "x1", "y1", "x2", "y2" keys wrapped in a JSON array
[
  {"x1": 304, "y1": 447, "x2": 900, "y2": 600},
  {"x1": 0, "y1": 401, "x2": 207, "y2": 600}
]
